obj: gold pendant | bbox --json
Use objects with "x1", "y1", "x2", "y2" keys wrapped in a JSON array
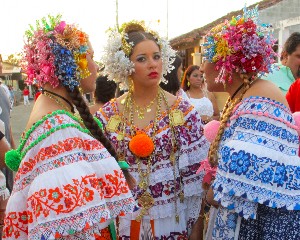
[
  {"x1": 117, "y1": 133, "x2": 124, "y2": 141},
  {"x1": 137, "y1": 112, "x2": 145, "y2": 119},
  {"x1": 136, "y1": 192, "x2": 155, "y2": 221},
  {"x1": 170, "y1": 109, "x2": 185, "y2": 126},
  {"x1": 179, "y1": 192, "x2": 184, "y2": 203},
  {"x1": 146, "y1": 108, "x2": 151, "y2": 113},
  {"x1": 106, "y1": 115, "x2": 121, "y2": 132}
]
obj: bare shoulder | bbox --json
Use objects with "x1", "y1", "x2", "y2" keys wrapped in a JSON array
[{"x1": 244, "y1": 79, "x2": 289, "y2": 107}]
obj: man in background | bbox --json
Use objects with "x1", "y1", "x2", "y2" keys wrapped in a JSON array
[{"x1": 262, "y1": 32, "x2": 300, "y2": 95}]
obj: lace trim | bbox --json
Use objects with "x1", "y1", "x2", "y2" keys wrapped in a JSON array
[
  {"x1": 179, "y1": 139, "x2": 209, "y2": 169},
  {"x1": 29, "y1": 198, "x2": 135, "y2": 239}
]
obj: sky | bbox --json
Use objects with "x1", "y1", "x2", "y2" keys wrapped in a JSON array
[{"x1": 0, "y1": 0, "x2": 260, "y2": 61}]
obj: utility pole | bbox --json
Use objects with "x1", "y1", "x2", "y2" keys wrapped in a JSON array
[
  {"x1": 116, "y1": 0, "x2": 119, "y2": 30},
  {"x1": 166, "y1": 0, "x2": 169, "y2": 39}
]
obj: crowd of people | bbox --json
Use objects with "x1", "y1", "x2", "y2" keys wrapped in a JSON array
[{"x1": 0, "y1": 5, "x2": 300, "y2": 240}]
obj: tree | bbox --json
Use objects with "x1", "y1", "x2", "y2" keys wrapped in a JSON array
[{"x1": 5, "y1": 53, "x2": 21, "y2": 66}]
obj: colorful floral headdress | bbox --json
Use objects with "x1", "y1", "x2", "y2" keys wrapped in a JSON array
[
  {"x1": 22, "y1": 15, "x2": 90, "y2": 91},
  {"x1": 101, "y1": 20, "x2": 176, "y2": 89},
  {"x1": 202, "y1": 5, "x2": 277, "y2": 83}
]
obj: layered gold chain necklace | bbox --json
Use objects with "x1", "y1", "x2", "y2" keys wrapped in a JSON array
[
  {"x1": 118, "y1": 87, "x2": 184, "y2": 222},
  {"x1": 131, "y1": 93, "x2": 157, "y2": 119}
]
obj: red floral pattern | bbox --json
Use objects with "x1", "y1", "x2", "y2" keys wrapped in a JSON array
[{"x1": 3, "y1": 171, "x2": 131, "y2": 239}]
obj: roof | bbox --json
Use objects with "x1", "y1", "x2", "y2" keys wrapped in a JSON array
[{"x1": 170, "y1": 0, "x2": 284, "y2": 50}]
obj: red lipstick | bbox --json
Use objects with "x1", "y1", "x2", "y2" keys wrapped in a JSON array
[{"x1": 148, "y1": 71, "x2": 158, "y2": 79}]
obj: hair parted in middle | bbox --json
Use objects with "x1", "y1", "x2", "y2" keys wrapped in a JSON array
[{"x1": 101, "y1": 20, "x2": 176, "y2": 90}]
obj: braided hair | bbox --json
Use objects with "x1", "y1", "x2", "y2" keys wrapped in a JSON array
[
  {"x1": 208, "y1": 76, "x2": 251, "y2": 168},
  {"x1": 66, "y1": 86, "x2": 134, "y2": 187}
]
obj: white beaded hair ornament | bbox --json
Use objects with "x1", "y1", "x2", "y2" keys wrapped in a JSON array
[{"x1": 101, "y1": 20, "x2": 176, "y2": 90}]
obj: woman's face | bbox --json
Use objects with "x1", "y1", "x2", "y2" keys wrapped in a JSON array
[
  {"x1": 188, "y1": 69, "x2": 203, "y2": 88},
  {"x1": 129, "y1": 39, "x2": 162, "y2": 88},
  {"x1": 203, "y1": 61, "x2": 224, "y2": 92},
  {"x1": 80, "y1": 42, "x2": 98, "y2": 93}
]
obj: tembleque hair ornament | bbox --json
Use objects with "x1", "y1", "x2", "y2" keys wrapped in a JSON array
[
  {"x1": 202, "y1": 5, "x2": 277, "y2": 84},
  {"x1": 101, "y1": 20, "x2": 176, "y2": 90},
  {"x1": 22, "y1": 15, "x2": 90, "y2": 91}
]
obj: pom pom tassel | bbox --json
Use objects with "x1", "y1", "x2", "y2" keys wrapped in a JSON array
[
  {"x1": 5, "y1": 149, "x2": 22, "y2": 171},
  {"x1": 293, "y1": 112, "x2": 300, "y2": 134},
  {"x1": 203, "y1": 120, "x2": 220, "y2": 143}
]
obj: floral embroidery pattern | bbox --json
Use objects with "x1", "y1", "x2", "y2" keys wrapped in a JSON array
[
  {"x1": 212, "y1": 97, "x2": 300, "y2": 224},
  {"x1": 97, "y1": 98, "x2": 209, "y2": 236},
  {"x1": 4, "y1": 171, "x2": 132, "y2": 239},
  {"x1": 13, "y1": 137, "x2": 108, "y2": 192}
]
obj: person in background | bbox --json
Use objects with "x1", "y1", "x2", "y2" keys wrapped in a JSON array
[
  {"x1": 262, "y1": 32, "x2": 300, "y2": 95},
  {"x1": 3, "y1": 15, "x2": 135, "y2": 239},
  {"x1": 201, "y1": 6, "x2": 300, "y2": 239},
  {"x1": 0, "y1": 87, "x2": 15, "y2": 193},
  {"x1": 0, "y1": 129, "x2": 10, "y2": 238},
  {"x1": 22, "y1": 86, "x2": 30, "y2": 105},
  {"x1": 286, "y1": 78, "x2": 300, "y2": 113},
  {"x1": 8, "y1": 86, "x2": 15, "y2": 109},
  {"x1": 181, "y1": 65, "x2": 220, "y2": 124},
  {"x1": 0, "y1": 80, "x2": 11, "y2": 101},
  {"x1": 97, "y1": 20, "x2": 209, "y2": 239},
  {"x1": 90, "y1": 75, "x2": 117, "y2": 115}
]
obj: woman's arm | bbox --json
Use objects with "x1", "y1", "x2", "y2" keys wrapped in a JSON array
[{"x1": 0, "y1": 133, "x2": 11, "y2": 169}]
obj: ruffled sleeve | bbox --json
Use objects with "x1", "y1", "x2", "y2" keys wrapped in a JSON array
[
  {"x1": 213, "y1": 97, "x2": 300, "y2": 219},
  {"x1": 175, "y1": 99, "x2": 210, "y2": 197},
  {"x1": 3, "y1": 113, "x2": 135, "y2": 239}
]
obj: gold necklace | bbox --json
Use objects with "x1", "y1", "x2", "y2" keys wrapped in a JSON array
[
  {"x1": 160, "y1": 89, "x2": 184, "y2": 223},
  {"x1": 132, "y1": 93, "x2": 158, "y2": 119},
  {"x1": 43, "y1": 92, "x2": 72, "y2": 112},
  {"x1": 130, "y1": 90, "x2": 162, "y2": 221}
]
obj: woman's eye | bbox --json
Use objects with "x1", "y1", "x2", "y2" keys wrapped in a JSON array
[
  {"x1": 136, "y1": 57, "x2": 146, "y2": 62},
  {"x1": 154, "y1": 54, "x2": 161, "y2": 60}
]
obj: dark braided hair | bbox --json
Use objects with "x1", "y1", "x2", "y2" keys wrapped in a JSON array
[{"x1": 66, "y1": 86, "x2": 118, "y2": 160}]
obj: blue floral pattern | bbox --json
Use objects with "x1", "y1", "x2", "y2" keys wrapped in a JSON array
[{"x1": 210, "y1": 97, "x2": 300, "y2": 239}]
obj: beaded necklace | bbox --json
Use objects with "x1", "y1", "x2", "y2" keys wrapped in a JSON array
[{"x1": 43, "y1": 91, "x2": 74, "y2": 113}]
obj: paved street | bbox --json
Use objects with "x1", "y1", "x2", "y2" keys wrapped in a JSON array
[{"x1": 10, "y1": 100, "x2": 34, "y2": 145}]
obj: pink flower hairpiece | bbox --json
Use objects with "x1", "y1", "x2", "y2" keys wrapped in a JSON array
[
  {"x1": 202, "y1": 5, "x2": 278, "y2": 84},
  {"x1": 22, "y1": 15, "x2": 90, "y2": 91}
]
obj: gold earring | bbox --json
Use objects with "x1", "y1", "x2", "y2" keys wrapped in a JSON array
[
  {"x1": 128, "y1": 76, "x2": 134, "y2": 91},
  {"x1": 187, "y1": 81, "x2": 190, "y2": 87}
]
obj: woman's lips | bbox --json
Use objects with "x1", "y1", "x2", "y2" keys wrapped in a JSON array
[{"x1": 148, "y1": 72, "x2": 158, "y2": 78}]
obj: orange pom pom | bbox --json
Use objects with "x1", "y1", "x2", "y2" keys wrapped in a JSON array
[{"x1": 129, "y1": 133, "x2": 154, "y2": 158}]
